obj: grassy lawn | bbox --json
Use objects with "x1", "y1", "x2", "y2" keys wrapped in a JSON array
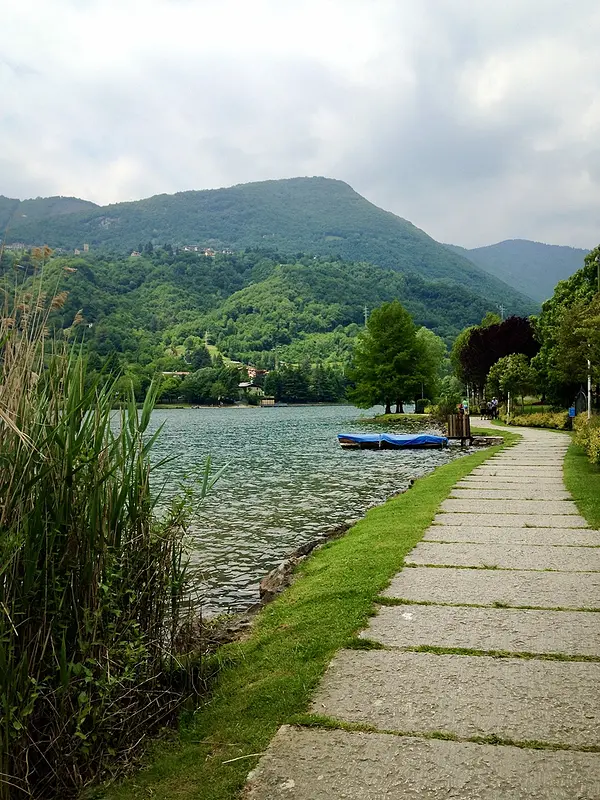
[
  {"x1": 99, "y1": 429, "x2": 517, "y2": 800},
  {"x1": 564, "y1": 439, "x2": 600, "y2": 529},
  {"x1": 367, "y1": 412, "x2": 430, "y2": 423}
]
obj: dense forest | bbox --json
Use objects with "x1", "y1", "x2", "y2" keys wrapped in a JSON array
[
  {"x1": 1, "y1": 178, "x2": 535, "y2": 315},
  {"x1": 1, "y1": 244, "x2": 507, "y2": 403}
]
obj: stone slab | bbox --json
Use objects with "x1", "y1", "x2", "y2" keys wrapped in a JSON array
[
  {"x1": 471, "y1": 462, "x2": 563, "y2": 478},
  {"x1": 424, "y1": 525, "x2": 600, "y2": 547},
  {"x1": 450, "y1": 479, "x2": 571, "y2": 500},
  {"x1": 245, "y1": 727, "x2": 600, "y2": 800},
  {"x1": 440, "y1": 499, "x2": 580, "y2": 514},
  {"x1": 486, "y1": 460, "x2": 565, "y2": 467},
  {"x1": 383, "y1": 566, "x2": 600, "y2": 609},
  {"x1": 434, "y1": 513, "x2": 589, "y2": 528},
  {"x1": 471, "y1": 468, "x2": 564, "y2": 477},
  {"x1": 450, "y1": 488, "x2": 571, "y2": 500},
  {"x1": 406, "y1": 542, "x2": 600, "y2": 571},
  {"x1": 457, "y1": 476, "x2": 566, "y2": 486},
  {"x1": 311, "y1": 651, "x2": 600, "y2": 746},
  {"x1": 363, "y1": 604, "x2": 600, "y2": 656}
]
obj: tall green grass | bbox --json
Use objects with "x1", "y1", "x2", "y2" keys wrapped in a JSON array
[{"x1": 0, "y1": 278, "x2": 209, "y2": 798}]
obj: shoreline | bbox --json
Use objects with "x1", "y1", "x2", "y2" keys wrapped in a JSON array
[{"x1": 103, "y1": 427, "x2": 518, "y2": 800}]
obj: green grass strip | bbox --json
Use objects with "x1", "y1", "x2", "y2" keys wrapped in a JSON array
[
  {"x1": 101, "y1": 430, "x2": 518, "y2": 800},
  {"x1": 564, "y1": 439, "x2": 600, "y2": 530},
  {"x1": 288, "y1": 714, "x2": 600, "y2": 753}
]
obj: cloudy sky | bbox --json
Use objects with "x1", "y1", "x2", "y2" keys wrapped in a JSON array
[{"x1": 2, "y1": 0, "x2": 600, "y2": 248}]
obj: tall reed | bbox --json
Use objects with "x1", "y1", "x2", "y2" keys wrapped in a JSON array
[{"x1": 0, "y1": 273, "x2": 208, "y2": 798}]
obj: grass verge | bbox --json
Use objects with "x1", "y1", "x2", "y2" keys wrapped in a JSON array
[
  {"x1": 100, "y1": 430, "x2": 518, "y2": 800},
  {"x1": 564, "y1": 439, "x2": 600, "y2": 529}
]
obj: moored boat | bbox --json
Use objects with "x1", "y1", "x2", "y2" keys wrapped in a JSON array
[{"x1": 338, "y1": 432, "x2": 448, "y2": 449}]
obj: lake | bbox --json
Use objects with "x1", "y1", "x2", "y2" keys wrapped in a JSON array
[{"x1": 148, "y1": 405, "x2": 464, "y2": 615}]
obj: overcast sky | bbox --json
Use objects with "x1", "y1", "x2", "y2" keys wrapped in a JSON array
[{"x1": 2, "y1": 0, "x2": 600, "y2": 248}]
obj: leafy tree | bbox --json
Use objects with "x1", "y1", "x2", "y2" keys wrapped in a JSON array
[
  {"x1": 348, "y1": 300, "x2": 421, "y2": 414},
  {"x1": 532, "y1": 246, "x2": 600, "y2": 404},
  {"x1": 486, "y1": 354, "x2": 536, "y2": 408},
  {"x1": 188, "y1": 345, "x2": 212, "y2": 370},
  {"x1": 452, "y1": 316, "x2": 539, "y2": 397},
  {"x1": 414, "y1": 327, "x2": 447, "y2": 400},
  {"x1": 436, "y1": 375, "x2": 463, "y2": 417}
]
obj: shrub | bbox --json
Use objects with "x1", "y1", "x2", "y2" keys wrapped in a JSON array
[
  {"x1": 0, "y1": 284, "x2": 215, "y2": 798},
  {"x1": 415, "y1": 398, "x2": 429, "y2": 414},
  {"x1": 574, "y1": 414, "x2": 600, "y2": 464},
  {"x1": 507, "y1": 411, "x2": 570, "y2": 430}
]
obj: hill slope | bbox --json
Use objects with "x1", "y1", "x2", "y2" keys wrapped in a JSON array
[
  {"x1": 0, "y1": 195, "x2": 99, "y2": 233},
  {"x1": 2, "y1": 178, "x2": 535, "y2": 316},
  {"x1": 2, "y1": 248, "x2": 506, "y2": 372},
  {"x1": 447, "y1": 239, "x2": 589, "y2": 303}
]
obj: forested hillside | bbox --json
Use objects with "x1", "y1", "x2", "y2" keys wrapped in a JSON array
[
  {"x1": 1, "y1": 245, "x2": 505, "y2": 396},
  {"x1": 0, "y1": 195, "x2": 99, "y2": 231},
  {"x1": 447, "y1": 239, "x2": 589, "y2": 303},
  {"x1": 1, "y1": 178, "x2": 535, "y2": 315}
]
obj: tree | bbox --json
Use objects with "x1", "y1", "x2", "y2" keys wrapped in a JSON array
[
  {"x1": 452, "y1": 316, "x2": 539, "y2": 397},
  {"x1": 531, "y1": 245, "x2": 600, "y2": 405},
  {"x1": 348, "y1": 300, "x2": 420, "y2": 414},
  {"x1": 414, "y1": 327, "x2": 447, "y2": 401},
  {"x1": 486, "y1": 354, "x2": 536, "y2": 408},
  {"x1": 188, "y1": 345, "x2": 212, "y2": 370}
]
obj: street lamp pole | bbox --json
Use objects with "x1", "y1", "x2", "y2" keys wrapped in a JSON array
[{"x1": 588, "y1": 359, "x2": 592, "y2": 421}]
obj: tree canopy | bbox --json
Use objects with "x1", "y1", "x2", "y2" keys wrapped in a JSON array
[{"x1": 348, "y1": 300, "x2": 425, "y2": 414}]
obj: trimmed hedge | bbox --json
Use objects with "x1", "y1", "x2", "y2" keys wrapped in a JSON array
[{"x1": 507, "y1": 411, "x2": 570, "y2": 430}]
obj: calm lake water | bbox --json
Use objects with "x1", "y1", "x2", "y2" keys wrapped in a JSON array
[{"x1": 148, "y1": 405, "x2": 465, "y2": 615}]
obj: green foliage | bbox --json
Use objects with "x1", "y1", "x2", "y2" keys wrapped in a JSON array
[
  {"x1": 486, "y1": 353, "x2": 536, "y2": 404},
  {"x1": 178, "y1": 363, "x2": 240, "y2": 404},
  {"x1": 452, "y1": 316, "x2": 539, "y2": 395},
  {"x1": 564, "y1": 439, "x2": 600, "y2": 529},
  {"x1": 5, "y1": 247, "x2": 512, "y2": 392},
  {"x1": 263, "y1": 363, "x2": 345, "y2": 403},
  {"x1": 0, "y1": 286, "x2": 217, "y2": 798},
  {"x1": 507, "y1": 411, "x2": 570, "y2": 430},
  {"x1": 431, "y1": 375, "x2": 463, "y2": 418},
  {"x1": 531, "y1": 245, "x2": 600, "y2": 405},
  {"x1": 415, "y1": 326, "x2": 447, "y2": 400},
  {"x1": 573, "y1": 414, "x2": 600, "y2": 463},
  {"x1": 348, "y1": 300, "x2": 422, "y2": 413},
  {"x1": 554, "y1": 295, "x2": 600, "y2": 386},
  {"x1": 2, "y1": 180, "x2": 535, "y2": 315}
]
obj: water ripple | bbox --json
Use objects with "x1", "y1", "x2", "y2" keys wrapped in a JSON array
[{"x1": 148, "y1": 406, "x2": 464, "y2": 614}]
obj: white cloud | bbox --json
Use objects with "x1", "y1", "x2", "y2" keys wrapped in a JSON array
[{"x1": 2, "y1": 0, "x2": 600, "y2": 247}]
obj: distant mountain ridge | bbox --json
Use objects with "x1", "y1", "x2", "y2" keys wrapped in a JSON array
[
  {"x1": 0, "y1": 195, "x2": 99, "y2": 233},
  {"x1": 0, "y1": 177, "x2": 535, "y2": 317},
  {"x1": 447, "y1": 239, "x2": 589, "y2": 303}
]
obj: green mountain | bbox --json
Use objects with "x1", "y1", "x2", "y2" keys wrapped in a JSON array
[
  {"x1": 0, "y1": 195, "x2": 99, "y2": 232},
  {"x1": 446, "y1": 239, "x2": 589, "y2": 303},
  {"x1": 1, "y1": 247, "x2": 508, "y2": 379},
  {"x1": 1, "y1": 178, "x2": 535, "y2": 316}
]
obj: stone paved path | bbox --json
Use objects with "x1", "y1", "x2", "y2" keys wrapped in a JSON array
[{"x1": 245, "y1": 425, "x2": 600, "y2": 798}]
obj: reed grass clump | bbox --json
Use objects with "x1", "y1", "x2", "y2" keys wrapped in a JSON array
[{"x1": 0, "y1": 280, "x2": 207, "y2": 798}]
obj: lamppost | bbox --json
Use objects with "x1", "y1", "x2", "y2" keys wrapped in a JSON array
[{"x1": 588, "y1": 356, "x2": 592, "y2": 421}]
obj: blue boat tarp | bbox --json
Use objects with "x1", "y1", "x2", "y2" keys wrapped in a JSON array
[
  {"x1": 338, "y1": 433, "x2": 381, "y2": 444},
  {"x1": 338, "y1": 433, "x2": 447, "y2": 448},
  {"x1": 382, "y1": 433, "x2": 447, "y2": 447}
]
